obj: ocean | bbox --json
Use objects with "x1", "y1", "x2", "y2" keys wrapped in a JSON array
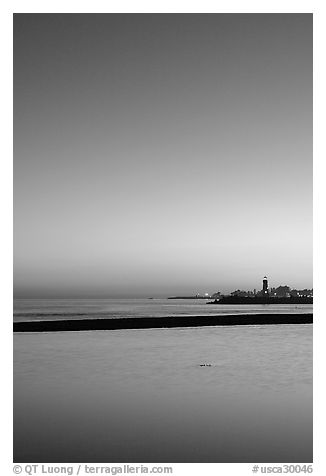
[
  {"x1": 13, "y1": 298, "x2": 312, "y2": 322},
  {"x1": 13, "y1": 299, "x2": 313, "y2": 463}
]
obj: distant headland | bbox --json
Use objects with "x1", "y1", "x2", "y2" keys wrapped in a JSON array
[
  {"x1": 208, "y1": 296, "x2": 312, "y2": 305},
  {"x1": 168, "y1": 276, "x2": 313, "y2": 304},
  {"x1": 167, "y1": 295, "x2": 210, "y2": 300}
]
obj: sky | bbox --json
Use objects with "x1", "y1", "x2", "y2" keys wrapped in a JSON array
[{"x1": 14, "y1": 13, "x2": 312, "y2": 298}]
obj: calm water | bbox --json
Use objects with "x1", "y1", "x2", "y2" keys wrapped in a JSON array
[
  {"x1": 13, "y1": 298, "x2": 313, "y2": 321},
  {"x1": 14, "y1": 300, "x2": 312, "y2": 462}
]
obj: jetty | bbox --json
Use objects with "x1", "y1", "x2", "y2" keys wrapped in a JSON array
[{"x1": 13, "y1": 313, "x2": 313, "y2": 333}]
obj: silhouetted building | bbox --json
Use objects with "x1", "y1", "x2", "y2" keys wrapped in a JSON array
[
  {"x1": 272, "y1": 285, "x2": 291, "y2": 297},
  {"x1": 290, "y1": 288, "x2": 313, "y2": 298},
  {"x1": 262, "y1": 276, "x2": 269, "y2": 295},
  {"x1": 230, "y1": 289, "x2": 256, "y2": 297},
  {"x1": 231, "y1": 289, "x2": 249, "y2": 297}
]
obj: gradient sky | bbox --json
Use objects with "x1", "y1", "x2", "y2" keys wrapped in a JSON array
[{"x1": 14, "y1": 14, "x2": 312, "y2": 298}]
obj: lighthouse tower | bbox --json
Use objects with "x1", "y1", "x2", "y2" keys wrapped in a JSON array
[{"x1": 262, "y1": 276, "x2": 269, "y2": 295}]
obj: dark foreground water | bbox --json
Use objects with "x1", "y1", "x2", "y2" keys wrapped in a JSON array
[{"x1": 14, "y1": 321, "x2": 312, "y2": 462}]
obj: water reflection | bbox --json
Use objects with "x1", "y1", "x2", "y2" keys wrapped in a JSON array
[{"x1": 14, "y1": 325, "x2": 312, "y2": 462}]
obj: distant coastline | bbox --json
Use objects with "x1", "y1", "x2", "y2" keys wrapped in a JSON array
[
  {"x1": 168, "y1": 276, "x2": 313, "y2": 304},
  {"x1": 208, "y1": 296, "x2": 313, "y2": 305},
  {"x1": 167, "y1": 296, "x2": 209, "y2": 300}
]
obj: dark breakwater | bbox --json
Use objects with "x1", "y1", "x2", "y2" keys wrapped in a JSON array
[
  {"x1": 14, "y1": 313, "x2": 313, "y2": 333},
  {"x1": 208, "y1": 297, "x2": 313, "y2": 305}
]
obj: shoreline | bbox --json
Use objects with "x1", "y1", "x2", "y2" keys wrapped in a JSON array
[{"x1": 13, "y1": 313, "x2": 313, "y2": 333}]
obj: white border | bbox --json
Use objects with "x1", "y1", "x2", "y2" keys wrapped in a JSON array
[{"x1": 3, "y1": 2, "x2": 324, "y2": 474}]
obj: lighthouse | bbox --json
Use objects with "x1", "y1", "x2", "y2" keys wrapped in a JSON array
[{"x1": 262, "y1": 276, "x2": 269, "y2": 295}]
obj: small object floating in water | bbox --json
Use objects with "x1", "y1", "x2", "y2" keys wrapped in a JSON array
[{"x1": 199, "y1": 363, "x2": 212, "y2": 367}]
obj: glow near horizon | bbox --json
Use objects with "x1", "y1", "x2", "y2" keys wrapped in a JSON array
[{"x1": 14, "y1": 14, "x2": 312, "y2": 297}]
